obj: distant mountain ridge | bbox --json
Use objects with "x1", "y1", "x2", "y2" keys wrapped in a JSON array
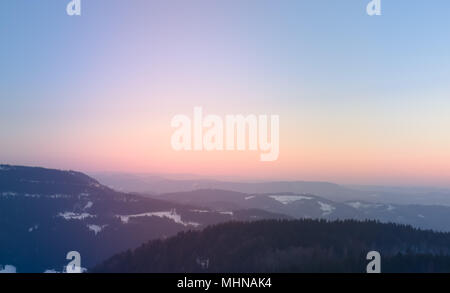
[
  {"x1": 92, "y1": 172, "x2": 450, "y2": 206},
  {"x1": 152, "y1": 189, "x2": 450, "y2": 232},
  {"x1": 93, "y1": 173, "x2": 364, "y2": 202}
]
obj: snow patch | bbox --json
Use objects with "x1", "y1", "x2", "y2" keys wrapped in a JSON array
[
  {"x1": 24, "y1": 193, "x2": 41, "y2": 198},
  {"x1": 0, "y1": 265, "x2": 16, "y2": 273},
  {"x1": 418, "y1": 214, "x2": 425, "y2": 218},
  {"x1": 1, "y1": 191, "x2": 17, "y2": 198},
  {"x1": 28, "y1": 225, "x2": 39, "y2": 232},
  {"x1": 44, "y1": 269, "x2": 61, "y2": 273},
  {"x1": 269, "y1": 195, "x2": 313, "y2": 205},
  {"x1": 347, "y1": 202, "x2": 385, "y2": 209},
  {"x1": 387, "y1": 205, "x2": 396, "y2": 211},
  {"x1": 219, "y1": 211, "x2": 234, "y2": 216},
  {"x1": 0, "y1": 192, "x2": 70, "y2": 199},
  {"x1": 245, "y1": 196, "x2": 256, "y2": 200},
  {"x1": 83, "y1": 201, "x2": 93, "y2": 210},
  {"x1": 87, "y1": 224, "x2": 107, "y2": 235},
  {"x1": 347, "y1": 202, "x2": 372, "y2": 209},
  {"x1": 318, "y1": 202, "x2": 335, "y2": 216},
  {"x1": 48, "y1": 194, "x2": 70, "y2": 199},
  {"x1": 117, "y1": 210, "x2": 200, "y2": 227},
  {"x1": 58, "y1": 212, "x2": 95, "y2": 220},
  {"x1": 191, "y1": 209, "x2": 210, "y2": 213}
]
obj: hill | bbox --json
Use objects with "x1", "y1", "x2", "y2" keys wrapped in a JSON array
[
  {"x1": 93, "y1": 219, "x2": 450, "y2": 273},
  {"x1": 0, "y1": 165, "x2": 287, "y2": 272},
  {"x1": 153, "y1": 189, "x2": 450, "y2": 232}
]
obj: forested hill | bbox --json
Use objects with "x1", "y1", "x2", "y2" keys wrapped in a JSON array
[
  {"x1": 93, "y1": 219, "x2": 450, "y2": 273},
  {"x1": 0, "y1": 165, "x2": 289, "y2": 272}
]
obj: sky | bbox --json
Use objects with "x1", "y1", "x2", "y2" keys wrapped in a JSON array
[{"x1": 1, "y1": 0, "x2": 450, "y2": 186}]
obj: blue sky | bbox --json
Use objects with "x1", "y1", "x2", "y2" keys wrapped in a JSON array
[{"x1": 1, "y1": 0, "x2": 450, "y2": 186}]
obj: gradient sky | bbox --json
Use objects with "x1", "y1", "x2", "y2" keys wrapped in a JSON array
[{"x1": 1, "y1": 0, "x2": 450, "y2": 186}]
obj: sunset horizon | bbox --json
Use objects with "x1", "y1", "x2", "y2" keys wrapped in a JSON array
[{"x1": 2, "y1": 1, "x2": 450, "y2": 188}]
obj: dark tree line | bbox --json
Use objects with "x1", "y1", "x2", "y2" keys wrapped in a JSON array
[{"x1": 93, "y1": 219, "x2": 450, "y2": 273}]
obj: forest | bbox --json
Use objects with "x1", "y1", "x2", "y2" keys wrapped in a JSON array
[{"x1": 93, "y1": 219, "x2": 450, "y2": 273}]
